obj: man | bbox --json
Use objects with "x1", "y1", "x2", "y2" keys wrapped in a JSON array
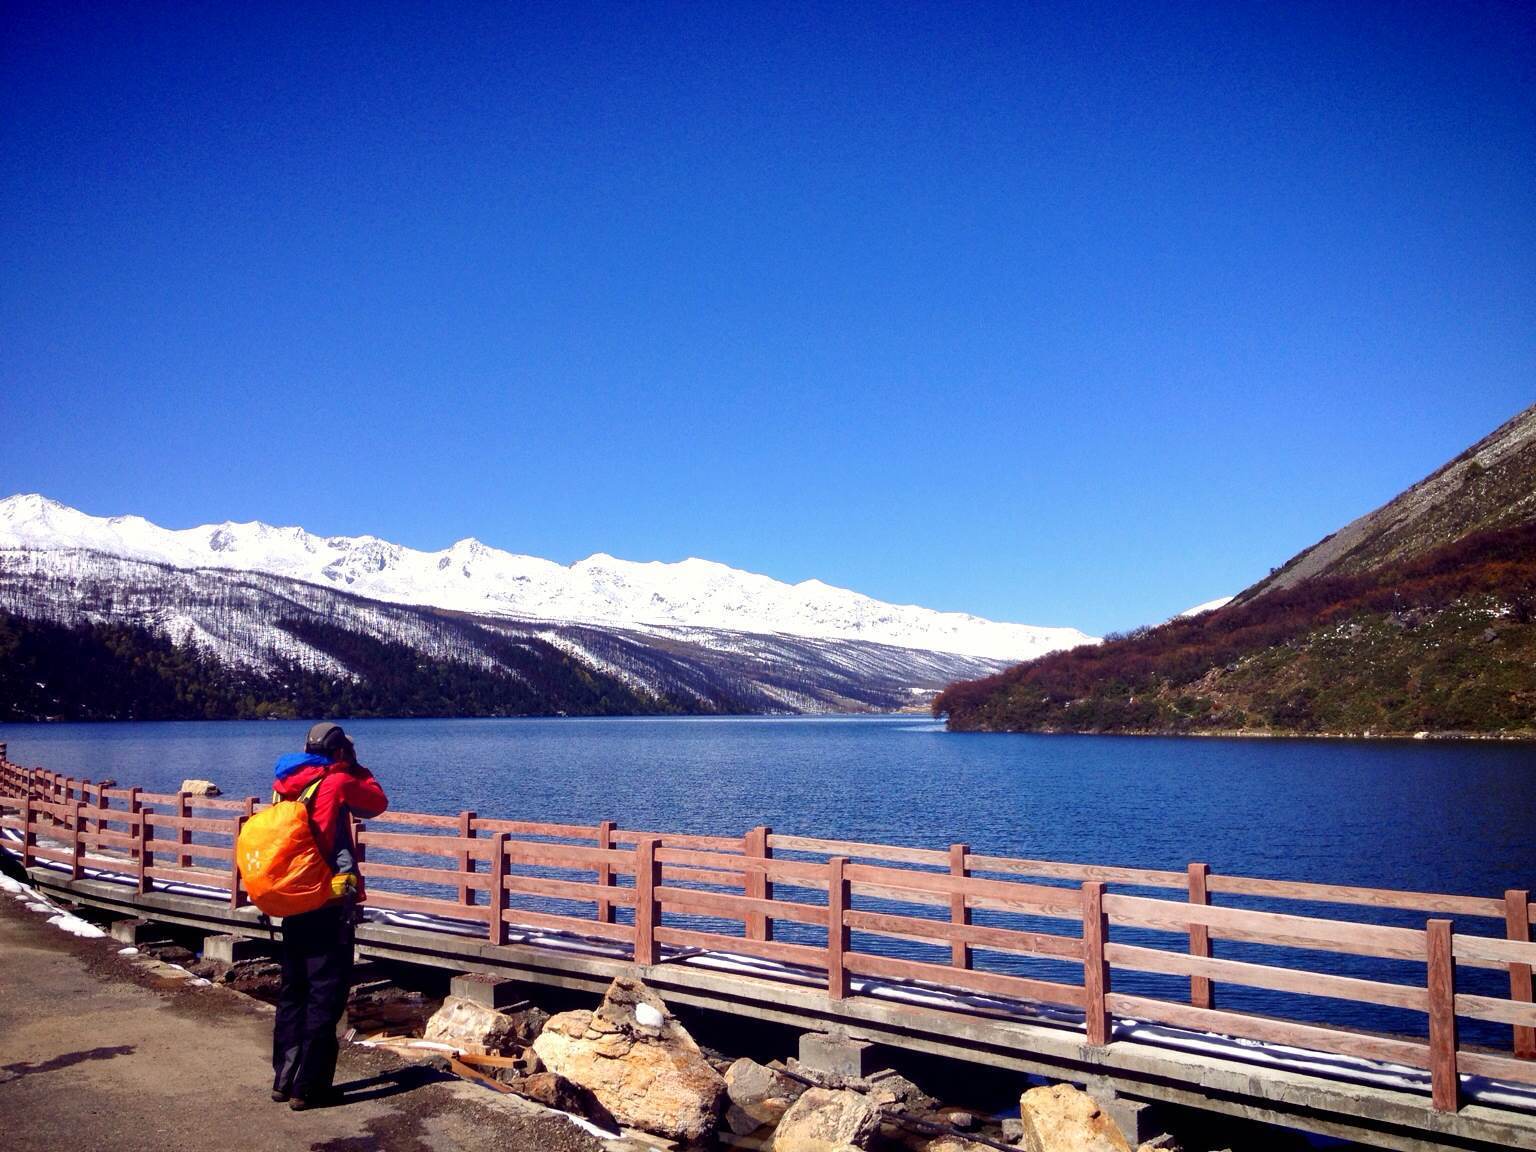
[{"x1": 269, "y1": 721, "x2": 388, "y2": 1110}]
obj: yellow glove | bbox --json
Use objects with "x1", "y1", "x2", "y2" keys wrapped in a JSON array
[{"x1": 330, "y1": 873, "x2": 359, "y2": 901}]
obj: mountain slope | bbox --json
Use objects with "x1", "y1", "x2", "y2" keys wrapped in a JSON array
[
  {"x1": 1239, "y1": 404, "x2": 1536, "y2": 601},
  {"x1": 0, "y1": 495, "x2": 1093, "y2": 662},
  {"x1": 937, "y1": 403, "x2": 1536, "y2": 737},
  {"x1": 0, "y1": 548, "x2": 1015, "y2": 719}
]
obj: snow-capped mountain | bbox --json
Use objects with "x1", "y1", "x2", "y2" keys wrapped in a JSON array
[{"x1": 0, "y1": 495, "x2": 1095, "y2": 661}]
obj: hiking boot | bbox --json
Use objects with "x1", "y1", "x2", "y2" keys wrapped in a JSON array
[{"x1": 270, "y1": 1089, "x2": 289, "y2": 1103}]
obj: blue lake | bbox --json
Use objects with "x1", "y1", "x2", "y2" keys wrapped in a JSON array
[{"x1": 3, "y1": 716, "x2": 1533, "y2": 1048}]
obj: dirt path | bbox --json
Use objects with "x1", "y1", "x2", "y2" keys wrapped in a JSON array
[{"x1": 0, "y1": 892, "x2": 607, "y2": 1152}]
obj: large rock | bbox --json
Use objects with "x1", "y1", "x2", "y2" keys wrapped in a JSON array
[
  {"x1": 531, "y1": 976, "x2": 726, "y2": 1142},
  {"x1": 770, "y1": 1087, "x2": 881, "y2": 1152},
  {"x1": 724, "y1": 1057, "x2": 807, "y2": 1134},
  {"x1": 865, "y1": 1069, "x2": 937, "y2": 1114},
  {"x1": 506, "y1": 1071, "x2": 620, "y2": 1132},
  {"x1": 1017, "y1": 1084, "x2": 1132, "y2": 1152},
  {"x1": 423, "y1": 994, "x2": 546, "y2": 1055},
  {"x1": 179, "y1": 778, "x2": 221, "y2": 797}
]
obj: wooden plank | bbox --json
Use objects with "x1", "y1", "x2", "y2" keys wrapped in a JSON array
[
  {"x1": 1104, "y1": 893, "x2": 1427, "y2": 961},
  {"x1": 1082, "y1": 881, "x2": 1109, "y2": 1046},
  {"x1": 457, "y1": 810, "x2": 477, "y2": 908},
  {"x1": 144, "y1": 813, "x2": 239, "y2": 835},
  {"x1": 950, "y1": 843, "x2": 971, "y2": 970},
  {"x1": 661, "y1": 864, "x2": 748, "y2": 889},
  {"x1": 1207, "y1": 873, "x2": 1505, "y2": 919},
  {"x1": 1188, "y1": 862, "x2": 1213, "y2": 1010},
  {"x1": 596, "y1": 820, "x2": 616, "y2": 925},
  {"x1": 966, "y1": 854, "x2": 1187, "y2": 889},
  {"x1": 146, "y1": 839, "x2": 232, "y2": 862},
  {"x1": 27, "y1": 844, "x2": 79, "y2": 865},
  {"x1": 1451, "y1": 933, "x2": 1536, "y2": 968},
  {"x1": 506, "y1": 873, "x2": 637, "y2": 907},
  {"x1": 488, "y1": 832, "x2": 507, "y2": 946},
  {"x1": 657, "y1": 846, "x2": 827, "y2": 886},
  {"x1": 744, "y1": 825, "x2": 771, "y2": 942},
  {"x1": 634, "y1": 837, "x2": 660, "y2": 965},
  {"x1": 842, "y1": 950, "x2": 1088, "y2": 1011},
  {"x1": 503, "y1": 840, "x2": 634, "y2": 870},
  {"x1": 1106, "y1": 942, "x2": 1430, "y2": 1011},
  {"x1": 367, "y1": 889, "x2": 493, "y2": 920},
  {"x1": 1106, "y1": 994, "x2": 1434, "y2": 1070},
  {"x1": 1456, "y1": 1048, "x2": 1536, "y2": 1088},
  {"x1": 828, "y1": 856, "x2": 849, "y2": 1000},
  {"x1": 614, "y1": 829, "x2": 742, "y2": 852},
  {"x1": 771, "y1": 834, "x2": 948, "y2": 867},
  {"x1": 362, "y1": 861, "x2": 497, "y2": 889},
  {"x1": 368, "y1": 810, "x2": 463, "y2": 830},
  {"x1": 77, "y1": 829, "x2": 139, "y2": 851},
  {"x1": 1426, "y1": 919, "x2": 1460, "y2": 1112},
  {"x1": 655, "y1": 926, "x2": 827, "y2": 969},
  {"x1": 842, "y1": 909, "x2": 1084, "y2": 960},
  {"x1": 1507, "y1": 889, "x2": 1534, "y2": 1060},
  {"x1": 655, "y1": 885, "x2": 827, "y2": 927},
  {"x1": 144, "y1": 863, "x2": 227, "y2": 888},
  {"x1": 1454, "y1": 992, "x2": 1536, "y2": 1028},
  {"x1": 474, "y1": 816, "x2": 600, "y2": 839},
  {"x1": 502, "y1": 906, "x2": 635, "y2": 943},
  {"x1": 845, "y1": 862, "x2": 1084, "y2": 918},
  {"x1": 358, "y1": 830, "x2": 495, "y2": 857}
]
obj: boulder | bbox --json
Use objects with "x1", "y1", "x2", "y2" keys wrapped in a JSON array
[
  {"x1": 531, "y1": 975, "x2": 726, "y2": 1142},
  {"x1": 865, "y1": 1069, "x2": 938, "y2": 1114},
  {"x1": 1017, "y1": 1084, "x2": 1131, "y2": 1152},
  {"x1": 724, "y1": 1056, "x2": 807, "y2": 1134},
  {"x1": 179, "y1": 778, "x2": 221, "y2": 797},
  {"x1": 925, "y1": 1140, "x2": 994, "y2": 1152},
  {"x1": 770, "y1": 1087, "x2": 881, "y2": 1152},
  {"x1": 505, "y1": 1071, "x2": 620, "y2": 1132},
  {"x1": 423, "y1": 994, "x2": 545, "y2": 1056}
]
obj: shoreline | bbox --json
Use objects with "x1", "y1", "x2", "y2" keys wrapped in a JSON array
[{"x1": 939, "y1": 723, "x2": 1536, "y2": 742}]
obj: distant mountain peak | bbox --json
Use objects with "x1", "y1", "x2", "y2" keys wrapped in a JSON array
[{"x1": 0, "y1": 496, "x2": 1097, "y2": 661}]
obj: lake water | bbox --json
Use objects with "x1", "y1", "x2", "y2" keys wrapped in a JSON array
[{"x1": 3, "y1": 716, "x2": 1532, "y2": 1048}]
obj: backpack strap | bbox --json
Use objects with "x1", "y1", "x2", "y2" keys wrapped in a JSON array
[{"x1": 299, "y1": 778, "x2": 324, "y2": 806}]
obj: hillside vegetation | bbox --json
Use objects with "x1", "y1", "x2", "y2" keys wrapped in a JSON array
[{"x1": 936, "y1": 522, "x2": 1536, "y2": 736}]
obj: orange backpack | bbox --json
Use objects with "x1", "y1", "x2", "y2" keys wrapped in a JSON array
[{"x1": 237, "y1": 779, "x2": 332, "y2": 918}]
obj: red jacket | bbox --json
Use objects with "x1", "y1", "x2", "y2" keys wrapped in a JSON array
[{"x1": 272, "y1": 757, "x2": 389, "y2": 887}]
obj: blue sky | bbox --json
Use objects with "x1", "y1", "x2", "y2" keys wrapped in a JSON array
[{"x1": 2, "y1": 2, "x2": 1531, "y2": 636}]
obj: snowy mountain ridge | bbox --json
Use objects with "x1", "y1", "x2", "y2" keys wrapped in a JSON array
[{"x1": 0, "y1": 494, "x2": 1095, "y2": 661}]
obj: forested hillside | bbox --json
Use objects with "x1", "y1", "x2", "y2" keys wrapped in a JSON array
[{"x1": 937, "y1": 404, "x2": 1536, "y2": 737}]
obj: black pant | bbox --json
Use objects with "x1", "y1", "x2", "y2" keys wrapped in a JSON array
[{"x1": 272, "y1": 902, "x2": 354, "y2": 1099}]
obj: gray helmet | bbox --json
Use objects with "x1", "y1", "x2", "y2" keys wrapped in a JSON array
[{"x1": 304, "y1": 722, "x2": 348, "y2": 756}]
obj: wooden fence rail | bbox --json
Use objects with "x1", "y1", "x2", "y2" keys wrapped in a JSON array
[{"x1": 0, "y1": 754, "x2": 1533, "y2": 1113}]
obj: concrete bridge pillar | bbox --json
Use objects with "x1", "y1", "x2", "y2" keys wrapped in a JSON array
[
  {"x1": 449, "y1": 971, "x2": 525, "y2": 1010},
  {"x1": 798, "y1": 1030, "x2": 876, "y2": 1080},
  {"x1": 1084, "y1": 1074, "x2": 1158, "y2": 1145},
  {"x1": 202, "y1": 934, "x2": 268, "y2": 964}
]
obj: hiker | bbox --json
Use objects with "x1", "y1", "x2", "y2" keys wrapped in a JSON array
[{"x1": 269, "y1": 722, "x2": 388, "y2": 1110}]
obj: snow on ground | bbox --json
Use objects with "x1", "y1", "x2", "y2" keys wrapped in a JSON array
[{"x1": 1177, "y1": 595, "x2": 1235, "y2": 618}]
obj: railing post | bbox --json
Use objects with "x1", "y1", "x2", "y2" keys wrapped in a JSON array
[
  {"x1": 1426, "y1": 918, "x2": 1460, "y2": 1111},
  {"x1": 745, "y1": 825, "x2": 772, "y2": 941},
  {"x1": 177, "y1": 790, "x2": 192, "y2": 868},
  {"x1": 634, "y1": 837, "x2": 660, "y2": 966},
  {"x1": 950, "y1": 842, "x2": 971, "y2": 969},
  {"x1": 595, "y1": 820, "x2": 616, "y2": 925},
  {"x1": 457, "y1": 810, "x2": 477, "y2": 907},
  {"x1": 1506, "y1": 890, "x2": 1533, "y2": 1060},
  {"x1": 1188, "y1": 862, "x2": 1213, "y2": 1009},
  {"x1": 488, "y1": 831, "x2": 508, "y2": 946},
  {"x1": 828, "y1": 856, "x2": 850, "y2": 1000},
  {"x1": 71, "y1": 802, "x2": 85, "y2": 880},
  {"x1": 137, "y1": 809, "x2": 152, "y2": 895},
  {"x1": 127, "y1": 787, "x2": 142, "y2": 861},
  {"x1": 19, "y1": 794, "x2": 33, "y2": 868},
  {"x1": 62, "y1": 777, "x2": 74, "y2": 832},
  {"x1": 1082, "y1": 880, "x2": 1110, "y2": 1047},
  {"x1": 230, "y1": 807, "x2": 250, "y2": 911},
  {"x1": 95, "y1": 782, "x2": 109, "y2": 842}
]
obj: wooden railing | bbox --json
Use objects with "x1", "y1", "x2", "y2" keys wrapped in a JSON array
[{"x1": 0, "y1": 755, "x2": 1532, "y2": 1114}]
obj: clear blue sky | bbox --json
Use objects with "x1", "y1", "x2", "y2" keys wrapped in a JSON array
[{"x1": 2, "y1": 2, "x2": 1531, "y2": 636}]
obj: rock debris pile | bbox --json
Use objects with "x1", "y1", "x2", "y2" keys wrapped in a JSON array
[{"x1": 405, "y1": 974, "x2": 1197, "y2": 1151}]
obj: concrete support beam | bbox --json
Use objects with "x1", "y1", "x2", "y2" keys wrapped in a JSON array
[
  {"x1": 109, "y1": 917, "x2": 168, "y2": 946},
  {"x1": 202, "y1": 934, "x2": 267, "y2": 964},
  {"x1": 798, "y1": 1030, "x2": 876, "y2": 1080},
  {"x1": 450, "y1": 971, "x2": 525, "y2": 1010},
  {"x1": 1085, "y1": 1075, "x2": 1158, "y2": 1145}
]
